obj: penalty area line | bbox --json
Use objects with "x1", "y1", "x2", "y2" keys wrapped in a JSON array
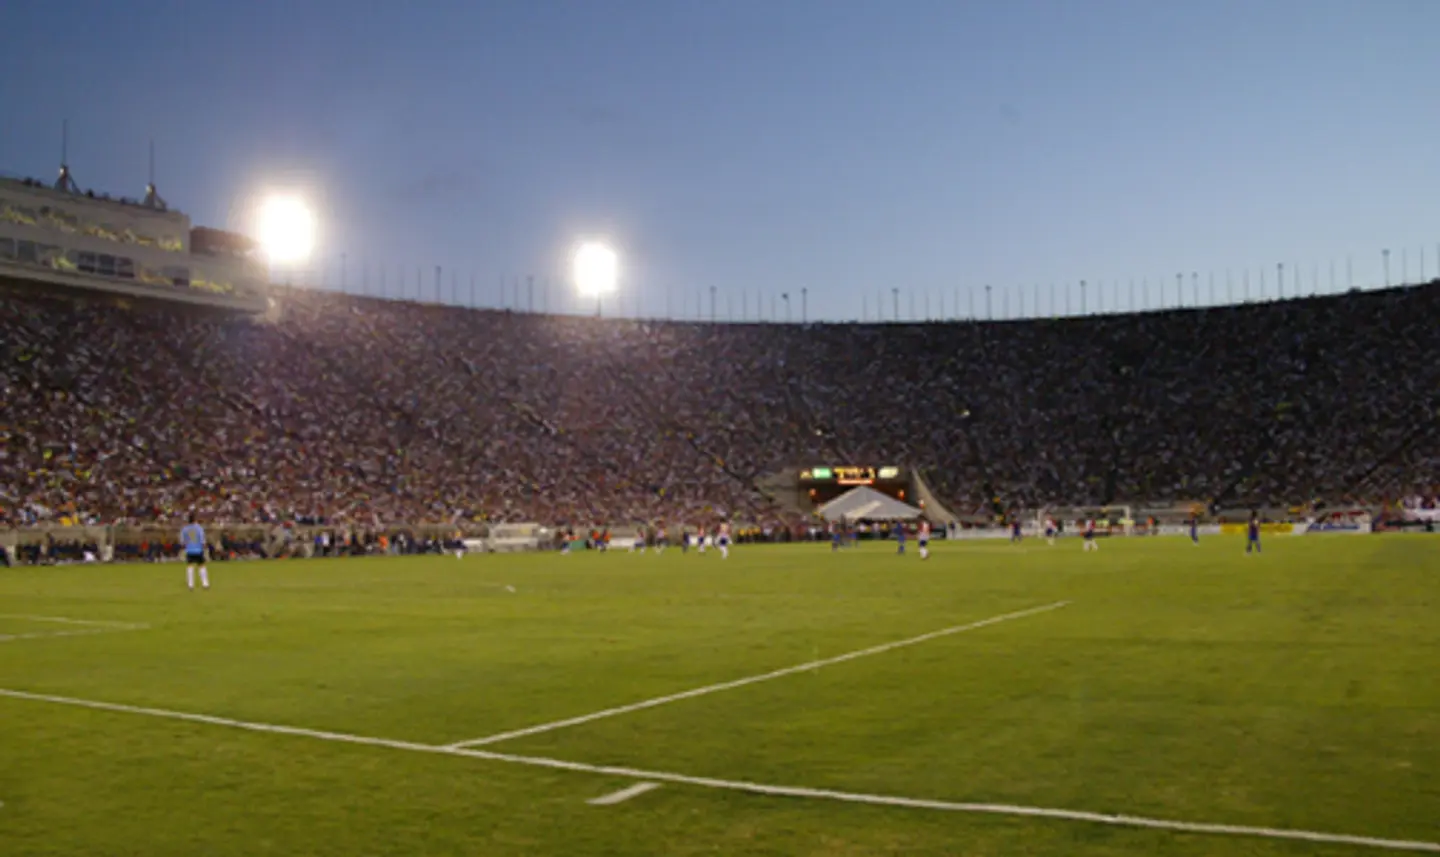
[
  {"x1": 588, "y1": 782, "x2": 661, "y2": 805},
  {"x1": 446, "y1": 600, "x2": 1071, "y2": 749},
  {"x1": 0, "y1": 688, "x2": 1435, "y2": 854}
]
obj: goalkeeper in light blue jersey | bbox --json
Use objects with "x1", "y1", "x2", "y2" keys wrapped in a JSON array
[{"x1": 180, "y1": 513, "x2": 210, "y2": 591}]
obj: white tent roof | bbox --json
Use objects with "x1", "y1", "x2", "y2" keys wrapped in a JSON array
[{"x1": 817, "y1": 486, "x2": 924, "y2": 522}]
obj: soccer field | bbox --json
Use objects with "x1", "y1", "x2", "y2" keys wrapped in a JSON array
[{"x1": 1, "y1": 537, "x2": 1437, "y2": 856}]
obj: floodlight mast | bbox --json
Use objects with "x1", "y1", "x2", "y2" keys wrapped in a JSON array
[
  {"x1": 256, "y1": 195, "x2": 316, "y2": 285},
  {"x1": 573, "y1": 242, "x2": 618, "y2": 317}
]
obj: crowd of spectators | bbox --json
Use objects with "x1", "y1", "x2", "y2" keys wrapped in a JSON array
[{"x1": 3, "y1": 280, "x2": 1439, "y2": 530}]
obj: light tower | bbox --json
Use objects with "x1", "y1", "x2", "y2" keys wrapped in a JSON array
[
  {"x1": 573, "y1": 242, "x2": 618, "y2": 316},
  {"x1": 255, "y1": 194, "x2": 317, "y2": 286}
]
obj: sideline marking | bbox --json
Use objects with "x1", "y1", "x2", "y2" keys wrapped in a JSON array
[
  {"x1": 588, "y1": 782, "x2": 661, "y2": 806},
  {"x1": 0, "y1": 614, "x2": 149, "y2": 643},
  {"x1": 0, "y1": 687, "x2": 1435, "y2": 854},
  {"x1": 446, "y1": 601, "x2": 1071, "y2": 749}
]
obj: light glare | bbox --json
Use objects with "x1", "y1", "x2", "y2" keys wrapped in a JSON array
[
  {"x1": 256, "y1": 195, "x2": 316, "y2": 265},
  {"x1": 574, "y1": 242, "x2": 618, "y2": 297}
]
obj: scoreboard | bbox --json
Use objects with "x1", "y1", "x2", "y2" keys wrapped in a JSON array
[
  {"x1": 799, "y1": 466, "x2": 909, "y2": 503},
  {"x1": 800, "y1": 466, "x2": 904, "y2": 486}
]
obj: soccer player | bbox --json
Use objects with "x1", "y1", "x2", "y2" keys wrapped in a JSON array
[
  {"x1": 697, "y1": 524, "x2": 708, "y2": 553},
  {"x1": 1010, "y1": 518, "x2": 1022, "y2": 543},
  {"x1": 894, "y1": 521, "x2": 907, "y2": 555},
  {"x1": 918, "y1": 519, "x2": 931, "y2": 560},
  {"x1": 1190, "y1": 515, "x2": 1200, "y2": 545},
  {"x1": 180, "y1": 514, "x2": 209, "y2": 590},
  {"x1": 655, "y1": 526, "x2": 668, "y2": 554},
  {"x1": 1044, "y1": 517, "x2": 1057, "y2": 546},
  {"x1": 1082, "y1": 517, "x2": 1099, "y2": 552},
  {"x1": 716, "y1": 522, "x2": 731, "y2": 559},
  {"x1": 1246, "y1": 511, "x2": 1262, "y2": 554}
]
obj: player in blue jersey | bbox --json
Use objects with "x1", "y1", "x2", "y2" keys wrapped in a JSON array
[
  {"x1": 894, "y1": 521, "x2": 906, "y2": 555},
  {"x1": 1246, "y1": 511, "x2": 1262, "y2": 554},
  {"x1": 179, "y1": 513, "x2": 209, "y2": 590},
  {"x1": 1190, "y1": 515, "x2": 1200, "y2": 544},
  {"x1": 1010, "y1": 518, "x2": 1022, "y2": 543}
]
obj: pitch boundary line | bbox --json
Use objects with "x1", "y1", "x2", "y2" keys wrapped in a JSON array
[
  {"x1": 0, "y1": 687, "x2": 1435, "y2": 853},
  {"x1": 446, "y1": 601, "x2": 1070, "y2": 749},
  {"x1": 0, "y1": 614, "x2": 150, "y2": 643}
]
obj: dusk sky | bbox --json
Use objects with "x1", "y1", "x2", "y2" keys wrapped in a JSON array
[{"x1": 3, "y1": 0, "x2": 1438, "y2": 321}]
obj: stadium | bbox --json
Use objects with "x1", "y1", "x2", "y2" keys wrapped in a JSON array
[
  {"x1": 5, "y1": 0, "x2": 1440, "y2": 838},
  {"x1": 2, "y1": 146, "x2": 1438, "y2": 856}
]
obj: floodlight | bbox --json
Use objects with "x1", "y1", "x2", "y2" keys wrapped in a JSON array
[
  {"x1": 256, "y1": 195, "x2": 316, "y2": 265},
  {"x1": 574, "y1": 242, "x2": 618, "y2": 297}
]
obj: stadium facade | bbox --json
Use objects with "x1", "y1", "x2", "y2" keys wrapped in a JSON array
[{"x1": 0, "y1": 167, "x2": 267, "y2": 313}]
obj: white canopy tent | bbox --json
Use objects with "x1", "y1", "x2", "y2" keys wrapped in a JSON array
[{"x1": 817, "y1": 486, "x2": 925, "y2": 522}]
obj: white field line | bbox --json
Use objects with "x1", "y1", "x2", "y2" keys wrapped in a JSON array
[
  {"x1": 0, "y1": 614, "x2": 149, "y2": 643},
  {"x1": 588, "y1": 781, "x2": 661, "y2": 805},
  {"x1": 446, "y1": 601, "x2": 1071, "y2": 749},
  {"x1": 0, "y1": 687, "x2": 1436, "y2": 854},
  {"x1": 0, "y1": 614, "x2": 147, "y2": 628}
]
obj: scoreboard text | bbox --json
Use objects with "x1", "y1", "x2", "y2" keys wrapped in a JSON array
[{"x1": 800, "y1": 466, "x2": 903, "y2": 486}]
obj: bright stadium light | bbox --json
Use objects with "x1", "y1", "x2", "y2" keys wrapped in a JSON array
[
  {"x1": 256, "y1": 195, "x2": 316, "y2": 266},
  {"x1": 573, "y1": 242, "x2": 619, "y2": 298}
]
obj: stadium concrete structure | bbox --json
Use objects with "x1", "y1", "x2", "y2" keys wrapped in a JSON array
[{"x1": 0, "y1": 164, "x2": 267, "y2": 313}]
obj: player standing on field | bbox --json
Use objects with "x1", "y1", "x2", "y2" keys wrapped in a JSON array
[
  {"x1": 918, "y1": 519, "x2": 931, "y2": 560},
  {"x1": 716, "y1": 522, "x2": 731, "y2": 559},
  {"x1": 180, "y1": 513, "x2": 209, "y2": 590},
  {"x1": 894, "y1": 520, "x2": 907, "y2": 555},
  {"x1": 1044, "y1": 517, "x2": 1057, "y2": 546},
  {"x1": 1246, "y1": 511, "x2": 1262, "y2": 554},
  {"x1": 1082, "y1": 518, "x2": 1099, "y2": 552}
]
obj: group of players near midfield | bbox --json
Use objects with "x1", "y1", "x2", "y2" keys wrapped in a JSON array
[
  {"x1": 173, "y1": 511, "x2": 1269, "y2": 590},
  {"x1": 831, "y1": 509, "x2": 1267, "y2": 557}
]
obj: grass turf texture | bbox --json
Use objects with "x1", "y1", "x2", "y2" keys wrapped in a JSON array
[{"x1": 0, "y1": 536, "x2": 1436, "y2": 856}]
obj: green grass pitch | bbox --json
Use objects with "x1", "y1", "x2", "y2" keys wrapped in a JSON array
[{"x1": 1, "y1": 536, "x2": 1437, "y2": 856}]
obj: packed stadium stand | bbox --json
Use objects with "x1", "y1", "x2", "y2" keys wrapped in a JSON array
[{"x1": 4, "y1": 278, "x2": 1439, "y2": 531}]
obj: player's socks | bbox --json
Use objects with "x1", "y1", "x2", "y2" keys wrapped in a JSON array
[
  {"x1": 719, "y1": 545, "x2": 729, "y2": 559},
  {"x1": 186, "y1": 566, "x2": 195, "y2": 589},
  {"x1": 199, "y1": 567, "x2": 210, "y2": 588}
]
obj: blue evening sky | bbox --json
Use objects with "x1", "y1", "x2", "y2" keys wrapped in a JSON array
[{"x1": 2, "y1": 0, "x2": 1437, "y2": 320}]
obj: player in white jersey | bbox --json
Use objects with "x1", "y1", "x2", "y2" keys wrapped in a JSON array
[
  {"x1": 1082, "y1": 518, "x2": 1099, "y2": 551},
  {"x1": 917, "y1": 520, "x2": 931, "y2": 560},
  {"x1": 716, "y1": 523, "x2": 731, "y2": 559},
  {"x1": 1044, "y1": 517, "x2": 1057, "y2": 546}
]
